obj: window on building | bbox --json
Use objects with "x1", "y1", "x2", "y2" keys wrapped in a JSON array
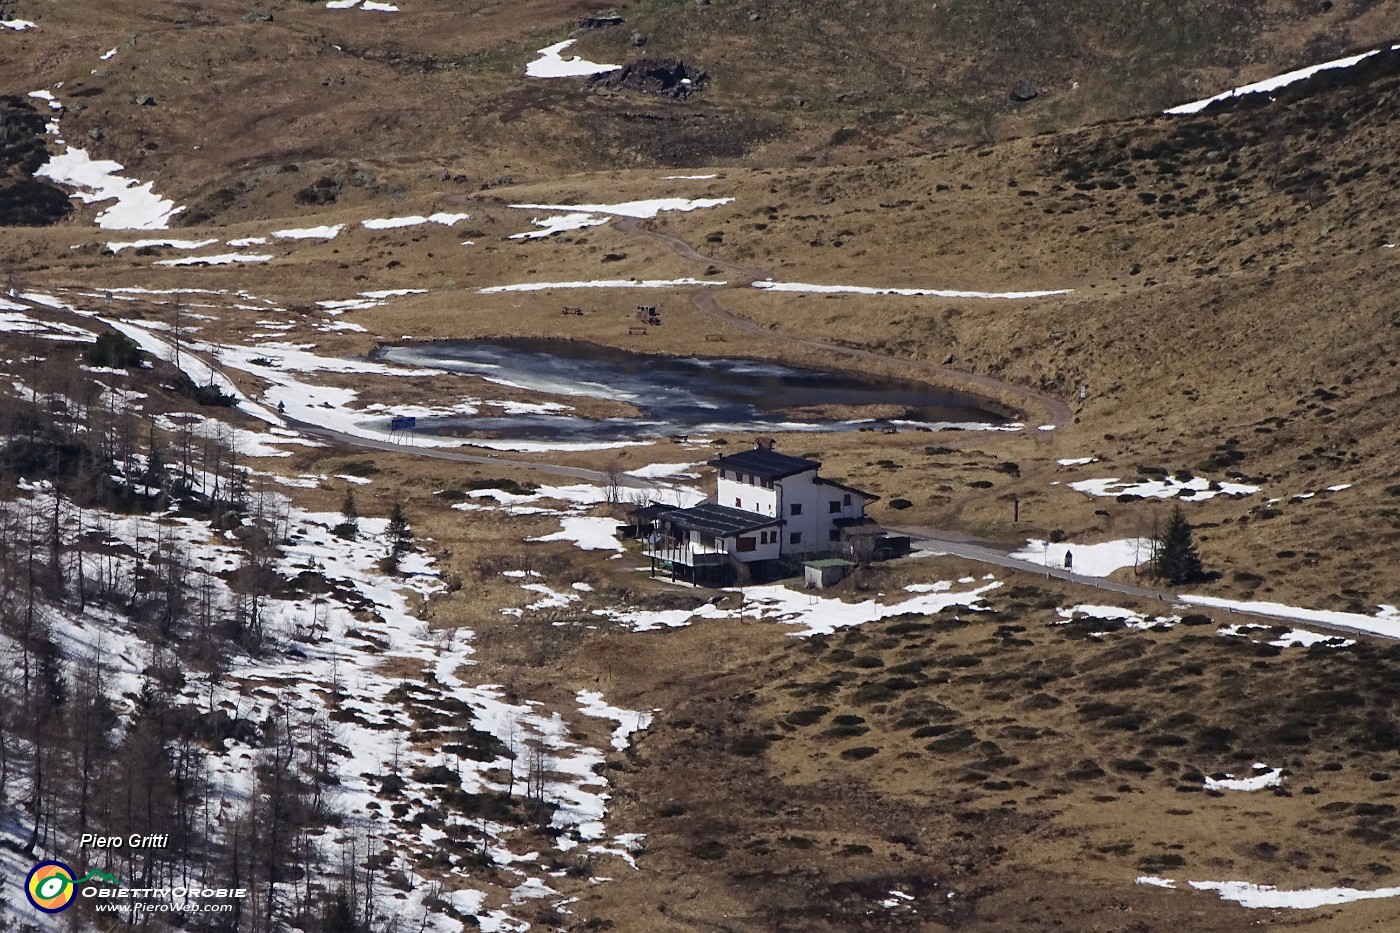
[
  {"x1": 737, "y1": 536, "x2": 756, "y2": 553},
  {"x1": 790, "y1": 503, "x2": 803, "y2": 516},
  {"x1": 829, "y1": 501, "x2": 841, "y2": 513},
  {"x1": 829, "y1": 529, "x2": 841, "y2": 543},
  {"x1": 843, "y1": 493, "x2": 852, "y2": 506},
  {"x1": 789, "y1": 532, "x2": 802, "y2": 545}
]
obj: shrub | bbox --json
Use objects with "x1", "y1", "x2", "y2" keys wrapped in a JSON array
[
  {"x1": 913, "y1": 724, "x2": 959, "y2": 738},
  {"x1": 1194, "y1": 725, "x2": 1236, "y2": 751},
  {"x1": 840, "y1": 746, "x2": 880, "y2": 761},
  {"x1": 927, "y1": 731, "x2": 977, "y2": 753},
  {"x1": 689, "y1": 840, "x2": 727, "y2": 860},
  {"x1": 729, "y1": 734, "x2": 772, "y2": 757},
  {"x1": 1066, "y1": 759, "x2": 1106, "y2": 780},
  {"x1": 820, "y1": 724, "x2": 869, "y2": 739},
  {"x1": 785, "y1": 706, "x2": 830, "y2": 727},
  {"x1": 852, "y1": 683, "x2": 895, "y2": 703},
  {"x1": 169, "y1": 373, "x2": 237, "y2": 407},
  {"x1": 85, "y1": 331, "x2": 143, "y2": 368},
  {"x1": 1138, "y1": 853, "x2": 1186, "y2": 872}
]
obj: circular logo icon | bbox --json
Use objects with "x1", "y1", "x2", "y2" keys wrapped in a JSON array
[{"x1": 26, "y1": 861, "x2": 77, "y2": 913}]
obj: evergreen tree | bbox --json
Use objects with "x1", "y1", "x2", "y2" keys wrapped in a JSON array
[
  {"x1": 1156, "y1": 504, "x2": 1204, "y2": 585},
  {"x1": 334, "y1": 490, "x2": 359, "y2": 540},
  {"x1": 383, "y1": 504, "x2": 408, "y2": 563}
]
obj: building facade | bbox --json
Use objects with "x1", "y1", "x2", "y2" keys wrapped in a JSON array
[{"x1": 639, "y1": 441, "x2": 880, "y2": 585}]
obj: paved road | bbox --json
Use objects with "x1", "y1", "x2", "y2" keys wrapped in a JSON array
[
  {"x1": 893, "y1": 525, "x2": 1395, "y2": 644},
  {"x1": 893, "y1": 525, "x2": 1178, "y2": 601}
]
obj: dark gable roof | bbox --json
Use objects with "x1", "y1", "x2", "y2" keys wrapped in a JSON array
[
  {"x1": 709, "y1": 448, "x2": 820, "y2": 480},
  {"x1": 815, "y1": 476, "x2": 880, "y2": 501},
  {"x1": 661, "y1": 503, "x2": 781, "y2": 536},
  {"x1": 627, "y1": 503, "x2": 677, "y2": 521}
]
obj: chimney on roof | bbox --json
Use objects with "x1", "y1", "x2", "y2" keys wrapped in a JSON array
[{"x1": 755, "y1": 436, "x2": 775, "y2": 451}]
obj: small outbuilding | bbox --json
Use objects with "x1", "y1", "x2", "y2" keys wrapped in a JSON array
[{"x1": 804, "y1": 558, "x2": 853, "y2": 590}]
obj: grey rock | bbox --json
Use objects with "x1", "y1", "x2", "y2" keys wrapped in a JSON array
[
  {"x1": 1009, "y1": 80, "x2": 1038, "y2": 102},
  {"x1": 630, "y1": 32, "x2": 647, "y2": 47},
  {"x1": 243, "y1": 11, "x2": 273, "y2": 22}
]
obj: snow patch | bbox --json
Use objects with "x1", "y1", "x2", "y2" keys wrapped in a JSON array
[
  {"x1": 1068, "y1": 475, "x2": 1258, "y2": 500},
  {"x1": 154, "y1": 253, "x2": 274, "y2": 267},
  {"x1": 272, "y1": 224, "x2": 344, "y2": 240},
  {"x1": 36, "y1": 146, "x2": 185, "y2": 230},
  {"x1": 1202, "y1": 764, "x2": 1283, "y2": 792},
  {"x1": 525, "y1": 39, "x2": 621, "y2": 79},
  {"x1": 480, "y1": 278, "x2": 722, "y2": 293},
  {"x1": 752, "y1": 280, "x2": 1072, "y2": 299}
]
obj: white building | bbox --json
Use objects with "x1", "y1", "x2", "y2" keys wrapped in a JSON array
[{"x1": 640, "y1": 441, "x2": 881, "y2": 585}]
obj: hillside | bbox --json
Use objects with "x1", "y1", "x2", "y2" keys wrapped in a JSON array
[{"x1": 2, "y1": 1, "x2": 1399, "y2": 932}]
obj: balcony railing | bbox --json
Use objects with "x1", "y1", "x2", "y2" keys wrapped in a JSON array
[{"x1": 642, "y1": 541, "x2": 729, "y2": 567}]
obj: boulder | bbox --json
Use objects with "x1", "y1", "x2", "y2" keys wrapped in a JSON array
[
  {"x1": 1009, "y1": 80, "x2": 1038, "y2": 102},
  {"x1": 578, "y1": 10, "x2": 624, "y2": 28}
]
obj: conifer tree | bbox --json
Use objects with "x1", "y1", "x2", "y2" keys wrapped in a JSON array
[
  {"x1": 381, "y1": 504, "x2": 411, "y2": 575},
  {"x1": 1156, "y1": 504, "x2": 1204, "y2": 585},
  {"x1": 334, "y1": 490, "x2": 359, "y2": 540}
]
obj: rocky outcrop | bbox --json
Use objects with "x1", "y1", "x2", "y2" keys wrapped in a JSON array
[{"x1": 592, "y1": 59, "x2": 708, "y2": 99}]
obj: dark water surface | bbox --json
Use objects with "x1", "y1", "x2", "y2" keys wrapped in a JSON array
[{"x1": 377, "y1": 338, "x2": 1009, "y2": 442}]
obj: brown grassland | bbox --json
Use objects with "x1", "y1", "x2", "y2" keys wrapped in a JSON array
[{"x1": 3, "y1": 0, "x2": 1400, "y2": 928}]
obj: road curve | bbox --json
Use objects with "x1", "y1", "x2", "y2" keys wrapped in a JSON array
[{"x1": 617, "y1": 217, "x2": 1074, "y2": 430}]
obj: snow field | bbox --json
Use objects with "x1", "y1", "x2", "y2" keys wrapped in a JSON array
[
  {"x1": 1009, "y1": 538, "x2": 1150, "y2": 577},
  {"x1": 1166, "y1": 44, "x2": 1400, "y2": 115}
]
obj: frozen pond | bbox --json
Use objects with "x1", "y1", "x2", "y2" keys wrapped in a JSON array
[{"x1": 377, "y1": 338, "x2": 1009, "y2": 441}]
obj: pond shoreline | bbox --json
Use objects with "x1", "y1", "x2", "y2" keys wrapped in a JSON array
[{"x1": 371, "y1": 337, "x2": 1017, "y2": 443}]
